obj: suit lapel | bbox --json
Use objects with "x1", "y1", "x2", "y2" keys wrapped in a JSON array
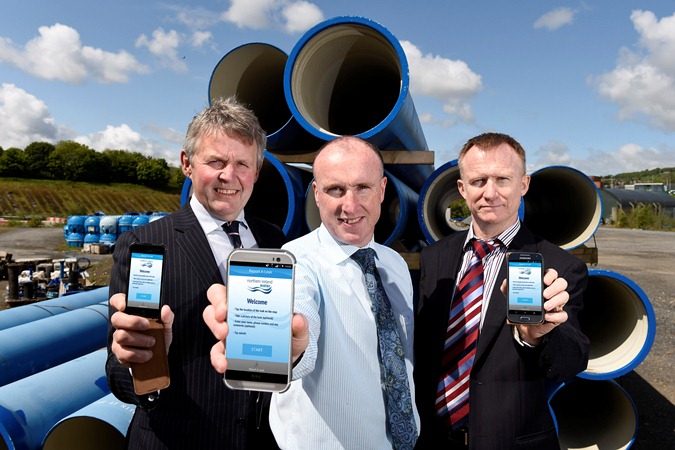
[{"x1": 173, "y1": 206, "x2": 224, "y2": 287}]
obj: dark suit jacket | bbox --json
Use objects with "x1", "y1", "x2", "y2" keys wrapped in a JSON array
[
  {"x1": 106, "y1": 204, "x2": 286, "y2": 450},
  {"x1": 414, "y1": 224, "x2": 589, "y2": 450}
]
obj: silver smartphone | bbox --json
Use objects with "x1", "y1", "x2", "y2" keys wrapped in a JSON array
[{"x1": 224, "y1": 248, "x2": 296, "y2": 392}]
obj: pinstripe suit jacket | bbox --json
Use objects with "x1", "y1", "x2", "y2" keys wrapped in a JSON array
[
  {"x1": 106, "y1": 204, "x2": 286, "y2": 450},
  {"x1": 414, "y1": 224, "x2": 589, "y2": 450}
]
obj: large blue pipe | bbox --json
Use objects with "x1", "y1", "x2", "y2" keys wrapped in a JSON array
[
  {"x1": 0, "y1": 303, "x2": 109, "y2": 387},
  {"x1": 0, "y1": 287, "x2": 108, "y2": 331},
  {"x1": 523, "y1": 166, "x2": 602, "y2": 250},
  {"x1": 578, "y1": 269, "x2": 656, "y2": 380},
  {"x1": 284, "y1": 16, "x2": 433, "y2": 191},
  {"x1": 42, "y1": 393, "x2": 135, "y2": 450},
  {"x1": 548, "y1": 378, "x2": 638, "y2": 449},
  {"x1": 208, "y1": 43, "x2": 322, "y2": 153},
  {"x1": 305, "y1": 170, "x2": 421, "y2": 248},
  {"x1": 0, "y1": 350, "x2": 109, "y2": 450},
  {"x1": 180, "y1": 151, "x2": 311, "y2": 239}
]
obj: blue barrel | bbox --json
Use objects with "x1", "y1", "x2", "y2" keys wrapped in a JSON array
[
  {"x1": 578, "y1": 269, "x2": 656, "y2": 380},
  {"x1": 132, "y1": 215, "x2": 150, "y2": 228},
  {"x1": 84, "y1": 215, "x2": 100, "y2": 235},
  {"x1": 118, "y1": 214, "x2": 138, "y2": 234}
]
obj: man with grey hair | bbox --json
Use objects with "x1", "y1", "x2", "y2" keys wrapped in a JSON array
[{"x1": 106, "y1": 97, "x2": 287, "y2": 449}]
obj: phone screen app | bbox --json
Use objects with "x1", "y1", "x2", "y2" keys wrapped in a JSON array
[
  {"x1": 128, "y1": 252, "x2": 164, "y2": 309},
  {"x1": 508, "y1": 261, "x2": 542, "y2": 312},
  {"x1": 227, "y1": 262, "x2": 293, "y2": 373}
]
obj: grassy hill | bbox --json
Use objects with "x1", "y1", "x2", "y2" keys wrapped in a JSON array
[{"x1": 0, "y1": 178, "x2": 181, "y2": 218}]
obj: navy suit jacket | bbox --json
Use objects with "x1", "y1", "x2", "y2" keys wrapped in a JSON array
[
  {"x1": 414, "y1": 224, "x2": 589, "y2": 450},
  {"x1": 106, "y1": 204, "x2": 286, "y2": 450}
]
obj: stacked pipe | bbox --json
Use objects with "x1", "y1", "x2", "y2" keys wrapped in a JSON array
[{"x1": 0, "y1": 15, "x2": 657, "y2": 450}]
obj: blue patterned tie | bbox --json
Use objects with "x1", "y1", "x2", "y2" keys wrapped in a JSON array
[
  {"x1": 351, "y1": 248, "x2": 418, "y2": 450},
  {"x1": 222, "y1": 221, "x2": 242, "y2": 249}
]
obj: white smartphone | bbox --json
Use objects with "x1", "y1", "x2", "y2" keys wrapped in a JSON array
[
  {"x1": 506, "y1": 252, "x2": 545, "y2": 324},
  {"x1": 224, "y1": 248, "x2": 296, "y2": 392}
]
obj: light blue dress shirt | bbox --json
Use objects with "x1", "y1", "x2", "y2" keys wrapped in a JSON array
[{"x1": 270, "y1": 225, "x2": 420, "y2": 449}]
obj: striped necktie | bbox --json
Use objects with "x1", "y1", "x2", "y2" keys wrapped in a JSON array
[
  {"x1": 222, "y1": 221, "x2": 242, "y2": 249},
  {"x1": 352, "y1": 248, "x2": 418, "y2": 450},
  {"x1": 435, "y1": 239, "x2": 496, "y2": 430}
]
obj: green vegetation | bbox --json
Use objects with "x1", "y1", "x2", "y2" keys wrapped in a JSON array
[
  {"x1": 0, "y1": 140, "x2": 185, "y2": 190},
  {"x1": 601, "y1": 167, "x2": 675, "y2": 192},
  {"x1": 0, "y1": 178, "x2": 181, "y2": 219},
  {"x1": 612, "y1": 203, "x2": 674, "y2": 231}
]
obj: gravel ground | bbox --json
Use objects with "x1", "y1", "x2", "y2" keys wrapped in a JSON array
[{"x1": 0, "y1": 225, "x2": 673, "y2": 448}]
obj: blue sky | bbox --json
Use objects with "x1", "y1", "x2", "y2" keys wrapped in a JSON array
[{"x1": 1, "y1": 1, "x2": 674, "y2": 177}]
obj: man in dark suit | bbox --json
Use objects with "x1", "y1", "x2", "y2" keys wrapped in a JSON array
[
  {"x1": 414, "y1": 133, "x2": 589, "y2": 449},
  {"x1": 106, "y1": 97, "x2": 286, "y2": 449}
]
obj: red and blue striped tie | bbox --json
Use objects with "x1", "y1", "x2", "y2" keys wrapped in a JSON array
[{"x1": 435, "y1": 239, "x2": 496, "y2": 429}]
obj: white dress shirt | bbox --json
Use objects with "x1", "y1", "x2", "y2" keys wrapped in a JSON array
[
  {"x1": 270, "y1": 224, "x2": 420, "y2": 449},
  {"x1": 189, "y1": 195, "x2": 257, "y2": 281}
]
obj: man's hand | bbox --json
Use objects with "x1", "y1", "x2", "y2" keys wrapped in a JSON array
[
  {"x1": 503, "y1": 268, "x2": 569, "y2": 346},
  {"x1": 110, "y1": 293, "x2": 174, "y2": 367},
  {"x1": 203, "y1": 283, "x2": 309, "y2": 374}
]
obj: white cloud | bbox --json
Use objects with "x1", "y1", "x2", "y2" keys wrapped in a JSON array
[
  {"x1": 0, "y1": 23, "x2": 148, "y2": 84},
  {"x1": 75, "y1": 123, "x2": 176, "y2": 161},
  {"x1": 533, "y1": 7, "x2": 576, "y2": 31},
  {"x1": 401, "y1": 41, "x2": 482, "y2": 122},
  {"x1": 191, "y1": 31, "x2": 214, "y2": 48},
  {"x1": 281, "y1": 1, "x2": 324, "y2": 34},
  {"x1": 0, "y1": 83, "x2": 72, "y2": 148},
  {"x1": 593, "y1": 10, "x2": 675, "y2": 132},
  {"x1": 136, "y1": 28, "x2": 187, "y2": 72},
  {"x1": 222, "y1": 0, "x2": 323, "y2": 34},
  {"x1": 531, "y1": 140, "x2": 675, "y2": 176},
  {"x1": 222, "y1": 0, "x2": 276, "y2": 29}
]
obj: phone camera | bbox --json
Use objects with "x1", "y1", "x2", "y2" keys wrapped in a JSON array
[{"x1": 275, "y1": 257, "x2": 280, "y2": 262}]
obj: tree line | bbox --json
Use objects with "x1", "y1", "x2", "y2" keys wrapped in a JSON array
[{"x1": 0, "y1": 141, "x2": 185, "y2": 190}]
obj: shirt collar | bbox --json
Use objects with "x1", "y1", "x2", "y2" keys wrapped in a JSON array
[
  {"x1": 464, "y1": 219, "x2": 520, "y2": 250},
  {"x1": 190, "y1": 195, "x2": 248, "y2": 235},
  {"x1": 317, "y1": 224, "x2": 377, "y2": 265}
]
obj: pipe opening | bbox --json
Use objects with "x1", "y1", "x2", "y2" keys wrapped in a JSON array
[
  {"x1": 549, "y1": 379, "x2": 636, "y2": 450},
  {"x1": 418, "y1": 161, "x2": 468, "y2": 243},
  {"x1": 523, "y1": 167, "x2": 602, "y2": 250},
  {"x1": 290, "y1": 24, "x2": 402, "y2": 136},
  {"x1": 43, "y1": 417, "x2": 124, "y2": 450},
  {"x1": 579, "y1": 272, "x2": 654, "y2": 379},
  {"x1": 209, "y1": 44, "x2": 291, "y2": 136}
]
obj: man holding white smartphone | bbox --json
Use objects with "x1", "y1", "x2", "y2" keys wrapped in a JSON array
[
  {"x1": 106, "y1": 98, "x2": 288, "y2": 450},
  {"x1": 205, "y1": 136, "x2": 420, "y2": 449}
]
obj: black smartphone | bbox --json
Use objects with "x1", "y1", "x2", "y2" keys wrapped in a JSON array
[
  {"x1": 125, "y1": 243, "x2": 166, "y2": 318},
  {"x1": 506, "y1": 252, "x2": 545, "y2": 324},
  {"x1": 125, "y1": 243, "x2": 170, "y2": 394},
  {"x1": 224, "y1": 248, "x2": 296, "y2": 392}
]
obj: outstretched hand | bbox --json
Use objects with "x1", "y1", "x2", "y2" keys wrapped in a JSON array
[{"x1": 203, "y1": 283, "x2": 309, "y2": 373}]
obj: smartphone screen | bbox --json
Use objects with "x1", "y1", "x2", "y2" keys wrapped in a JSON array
[
  {"x1": 225, "y1": 248, "x2": 295, "y2": 392},
  {"x1": 126, "y1": 243, "x2": 166, "y2": 318},
  {"x1": 507, "y1": 252, "x2": 544, "y2": 324}
]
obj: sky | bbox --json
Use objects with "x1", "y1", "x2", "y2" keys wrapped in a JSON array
[{"x1": 1, "y1": 1, "x2": 674, "y2": 178}]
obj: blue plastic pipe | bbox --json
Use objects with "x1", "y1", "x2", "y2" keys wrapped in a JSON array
[
  {"x1": 0, "y1": 287, "x2": 108, "y2": 331},
  {"x1": 416, "y1": 159, "x2": 464, "y2": 243},
  {"x1": 42, "y1": 393, "x2": 135, "y2": 450},
  {"x1": 0, "y1": 350, "x2": 109, "y2": 450},
  {"x1": 284, "y1": 16, "x2": 432, "y2": 190},
  {"x1": 0, "y1": 303, "x2": 109, "y2": 387},
  {"x1": 548, "y1": 378, "x2": 638, "y2": 449},
  {"x1": 523, "y1": 166, "x2": 603, "y2": 250},
  {"x1": 180, "y1": 152, "x2": 311, "y2": 239},
  {"x1": 578, "y1": 269, "x2": 656, "y2": 380},
  {"x1": 208, "y1": 42, "x2": 323, "y2": 153}
]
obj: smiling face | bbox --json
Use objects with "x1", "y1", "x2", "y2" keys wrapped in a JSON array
[
  {"x1": 312, "y1": 138, "x2": 386, "y2": 247},
  {"x1": 181, "y1": 131, "x2": 260, "y2": 222},
  {"x1": 457, "y1": 142, "x2": 530, "y2": 240}
]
